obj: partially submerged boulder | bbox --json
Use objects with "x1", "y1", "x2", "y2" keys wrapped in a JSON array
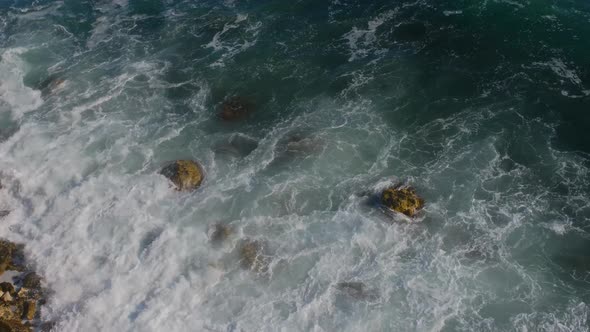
[
  {"x1": 335, "y1": 282, "x2": 379, "y2": 301},
  {"x1": 160, "y1": 160, "x2": 204, "y2": 191},
  {"x1": 219, "y1": 96, "x2": 254, "y2": 121},
  {"x1": 239, "y1": 239, "x2": 269, "y2": 273},
  {"x1": 37, "y1": 75, "x2": 66, "y2": 97},
  {"x1": 381, "y1": 184, "x2": 424, "y2": 218},
  {"x1": 208, "y1": 223, "x2": 232, "y2": 244}
]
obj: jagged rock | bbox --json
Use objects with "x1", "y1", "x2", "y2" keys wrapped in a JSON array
[
  {"x1": 39, "y1": 321, "x2": 55, "y2": 332},
  {"x1": 381, "y1": 184, "x2": 425, "y2": 218},
  {"x1": 208, "y1": 224, "x2": 232, "y2": 243},
  {"x1": 16, "y1": 287, "x2": 30, "y2": 299},
  {"x1": 21, "y1": 302, "x2": 35, "y2": 321},
  {"x1": 0, "y1": 292, "x2": 12, "y2": 303},
  {"x1": 0, "y1": 284, "x2": 13, "y2": 296},
  {"x1": 21, "y1": 273, "x2": 41, "y2": 291},
  {"x1": 160, "y1": 160, "x2": 204, "y2": 191},
  {"x1": 219, "y1": 96, "x2": 254, "y2": 121},
  {"x1": 239, "y1": 239, "x2": 269, "y2": 273}
]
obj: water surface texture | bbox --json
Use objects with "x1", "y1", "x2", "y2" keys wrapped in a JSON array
[{"x1": 1, "y1": 0, "x2": 590, "y2": 331}]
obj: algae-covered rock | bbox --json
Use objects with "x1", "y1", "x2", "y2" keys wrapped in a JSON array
[
  {"x1": 239, "y1": 239, "x2": 269, "y2": 273},
  {"x1": 160, "y1": 160, "x2": 204, "y2": 191},
  {"x1": 381, "y1": 184, "x2": 425, "y2": 218},
  {"x1": 0, "y1": 319, "x2": 30, "y2": 332},
  {"x1": 0, "y1": 241, "x2": 15, "y2": 275},
  {"x1": 21, "y1": 273, "x2": 41, "y2": 291},
  {"x1": 219, "y1": 96, "x2": 254, "y2": 121}
]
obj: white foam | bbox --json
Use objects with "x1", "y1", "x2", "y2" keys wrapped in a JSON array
[
  {"x1": 205, "y1": 14, "x2": 261, "y2": 67},
  {"x1": 343, "y1": 10, "x2": 395, "y2": 62},
  {"x1": 0, "y1": 48, "x2": 43, "y2": 119}
]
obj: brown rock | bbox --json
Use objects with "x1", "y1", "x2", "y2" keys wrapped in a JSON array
[
  {"x1": 160, "y1": 160, "x2": 204, "y2": 191},
  {"x1": 21, "y1": 302, "x2": 35, "y2": 321},
  {"x1": 381, "y1": 184, "x2": 425, "y2": 218}
]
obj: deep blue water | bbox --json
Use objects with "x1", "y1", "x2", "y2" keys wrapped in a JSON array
[{"x1": 0, "y1": 0, "x2": 590, "y2": 331}]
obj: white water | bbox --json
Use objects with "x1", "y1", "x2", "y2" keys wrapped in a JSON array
[{"x1": 0, "y1": 2, "x2": 589, "y2": 332}]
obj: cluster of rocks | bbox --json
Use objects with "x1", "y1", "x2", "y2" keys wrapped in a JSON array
[
  {"x1": 158, "y1": 97, "x2": 427, "y2": 278},
  {"x1": 0, "y1": 240, "x2": 49, "y2": 332}
]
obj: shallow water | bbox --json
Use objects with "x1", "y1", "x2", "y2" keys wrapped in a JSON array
[{"x1": 0, "y1": 0, "x2": 590, "y2": 331}]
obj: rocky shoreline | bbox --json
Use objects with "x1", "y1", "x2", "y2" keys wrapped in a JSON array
[{"x1": 0, "y1": 240, "x2": 50, "y2": 332}]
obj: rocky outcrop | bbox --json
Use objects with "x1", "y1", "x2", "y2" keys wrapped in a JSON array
[
  {"x1": 381, "y1": 184, "x2": 425, "y2": 218},
  {"x1": 160, "y1": 160, "x2": 204, "y2": 191}
]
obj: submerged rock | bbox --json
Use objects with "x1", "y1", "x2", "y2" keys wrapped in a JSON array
[
  {"x1": 160, "y1": 160, "x2": 204, "y2": 191},
  {"x1": 219, "y1": 96, "x2": 254, "y2": 121},
  {"x1": 208, "y1": 223, "x2": 232, "y2": 243},
  {"x1": 335, "y1": 282, "x2": 379, "y2": 301},
  {"x1": 239, "y1": 239, "x2": 269, "y2": 273},
  {"x1": 37, "y1": 75, "x2": 66, "y2": 97},
  {"x1": 381, "y1": 184, "x2": 425, "y2": 218},
  {"x1": 283, "y1": 133, "x2": 325, "y2": 155},
  {"x1": 0, "y1": 211, "x2": 9, "y2": 218}
]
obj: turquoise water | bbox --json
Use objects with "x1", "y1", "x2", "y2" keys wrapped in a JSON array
[{"x1": 0, "y1": 0, "x2": 590, "y2": 331}]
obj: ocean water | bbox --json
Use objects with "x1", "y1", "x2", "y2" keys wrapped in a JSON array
[{"x1": 0, "y1": 0, "x2": 590, "y2": 331}]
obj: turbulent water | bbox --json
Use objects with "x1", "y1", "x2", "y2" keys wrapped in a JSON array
[{"x1": 1, "y1": 0, "x2": 590, "y2": 331}]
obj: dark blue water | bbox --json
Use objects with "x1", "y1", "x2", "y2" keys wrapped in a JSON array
[{"x1": 0, "y1": 0, "x2": 589, "y2": 331}]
